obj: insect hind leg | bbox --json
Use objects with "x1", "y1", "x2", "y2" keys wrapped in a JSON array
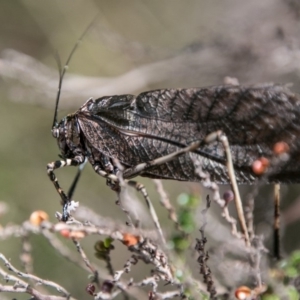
[
  {"x1": 92, "y1": 162, "x2": 166, "y2": 242},
  {"x1": 122, "y1": 131, "x2": 223, "y2": 179},
  {"x1": 127, "y1": 179, "x2": 166, "y2": 243},
  {"x1": 47, "y1": 155, "x2": 85, "y2": 221}
]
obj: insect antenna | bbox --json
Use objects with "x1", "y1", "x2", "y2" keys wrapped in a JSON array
[
  {"x1": 52, "y1": 16, "x2": 98, "y2": 131},
  {"x1": 51, "y1": 16, "x2": 98, "y2": 205}
]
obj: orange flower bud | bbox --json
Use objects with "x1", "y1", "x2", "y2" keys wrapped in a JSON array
[
  {"x1": 252, "y1": 157, "x2": 269, "y2": 175},
  {"x1": 60, "y1": 229, "x2": 71, "y2": 238},
  {"x1": 235, "y1": 286, "x2": 252, "y2": 299},
  {"x1": 29, "y1": 210, "x2": 49, "y2": 226},
  {"x1": 122, "y1": 233, "x2": 139, "y2": 247},
  {"x1": 60, "y1": 229, "x2": 86, "y2": 239},
  {"x1": 273, "y1": 142, "x2": 289, "y2": 155}
]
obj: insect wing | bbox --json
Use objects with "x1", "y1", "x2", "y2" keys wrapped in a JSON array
[
  {"x1": 134, "y1": 85, "x2": 300, "y2": 147},
  {"x1": 79, "y1": 85, "x2": 300, "y2": 183},
  {"x1": 77, "y1": 112, "x2": 207, "y2": 181},
  {"x1": 132, "y1": 85, "x2": 300, "y2": 183}
]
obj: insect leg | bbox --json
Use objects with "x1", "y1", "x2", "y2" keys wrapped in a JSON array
[
  {"x1": 47, "y1": 155, "x2": 85, "y2": 221},
  {"x1": 123, "y1": 132, "x2": 221, "y2": 179},
  {"x1": 67, "y1": 158, "x2": 88, "y2": 199},
  {"x1": 91, "y1": 163, "x2": 166, "y2": 243},
  {"x1": 93, "y1": 165, "x2": 119, "y2": 183},
  {"x1": 127, "y1": 179, "x2": 166, "y2": 244},
  {"x1": 123, "y1": 131, "x2": 250, "y2": 246}
]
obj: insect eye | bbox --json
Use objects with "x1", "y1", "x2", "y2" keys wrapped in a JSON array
[
  {"x1": 52, "y1": 128, "x2": 60, "y2": 139},
  {"x1": 87, "y1": 102, "x2": 94, "y2": 111},
  {"x1": 85, "y1": 97, "x2": 94, "y2": 111}
]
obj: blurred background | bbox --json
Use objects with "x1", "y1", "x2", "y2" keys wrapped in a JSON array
[{"x1": 1, "y1": 1, "x2": 300, "y2": 299}]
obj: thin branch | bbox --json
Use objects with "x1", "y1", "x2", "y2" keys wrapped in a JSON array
[
  {"x1": 0, "y1": 253, "x2": 70, "y2": 297},
  {"x1": 0, "y1": 255, "x2": 76, "y2": 300},
  {"x1": 195, "y1": 196, "x2": 217, "y2": 299},
  {"x1": 273, "y1": 183, "x2": 281, "y2": 260},
  {"x1": 152, "y1": 179, "x2": 180, "y2": 230}
]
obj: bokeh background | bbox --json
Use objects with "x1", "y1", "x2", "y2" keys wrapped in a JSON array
[{"x1": 1, "y1": 1, "x2": 300, "y2": 299}]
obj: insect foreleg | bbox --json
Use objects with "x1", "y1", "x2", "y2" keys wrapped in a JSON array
[
  {"x1": 67, "y1": 158, "x2": 88, "y2": 199},
  {"x1": 47, "y1": 155, "x2": 85, "y2": 221}
]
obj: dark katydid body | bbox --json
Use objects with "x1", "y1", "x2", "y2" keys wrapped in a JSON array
[{"x1": 47, "y1": 84, "x2": 300, "y2": 220}]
